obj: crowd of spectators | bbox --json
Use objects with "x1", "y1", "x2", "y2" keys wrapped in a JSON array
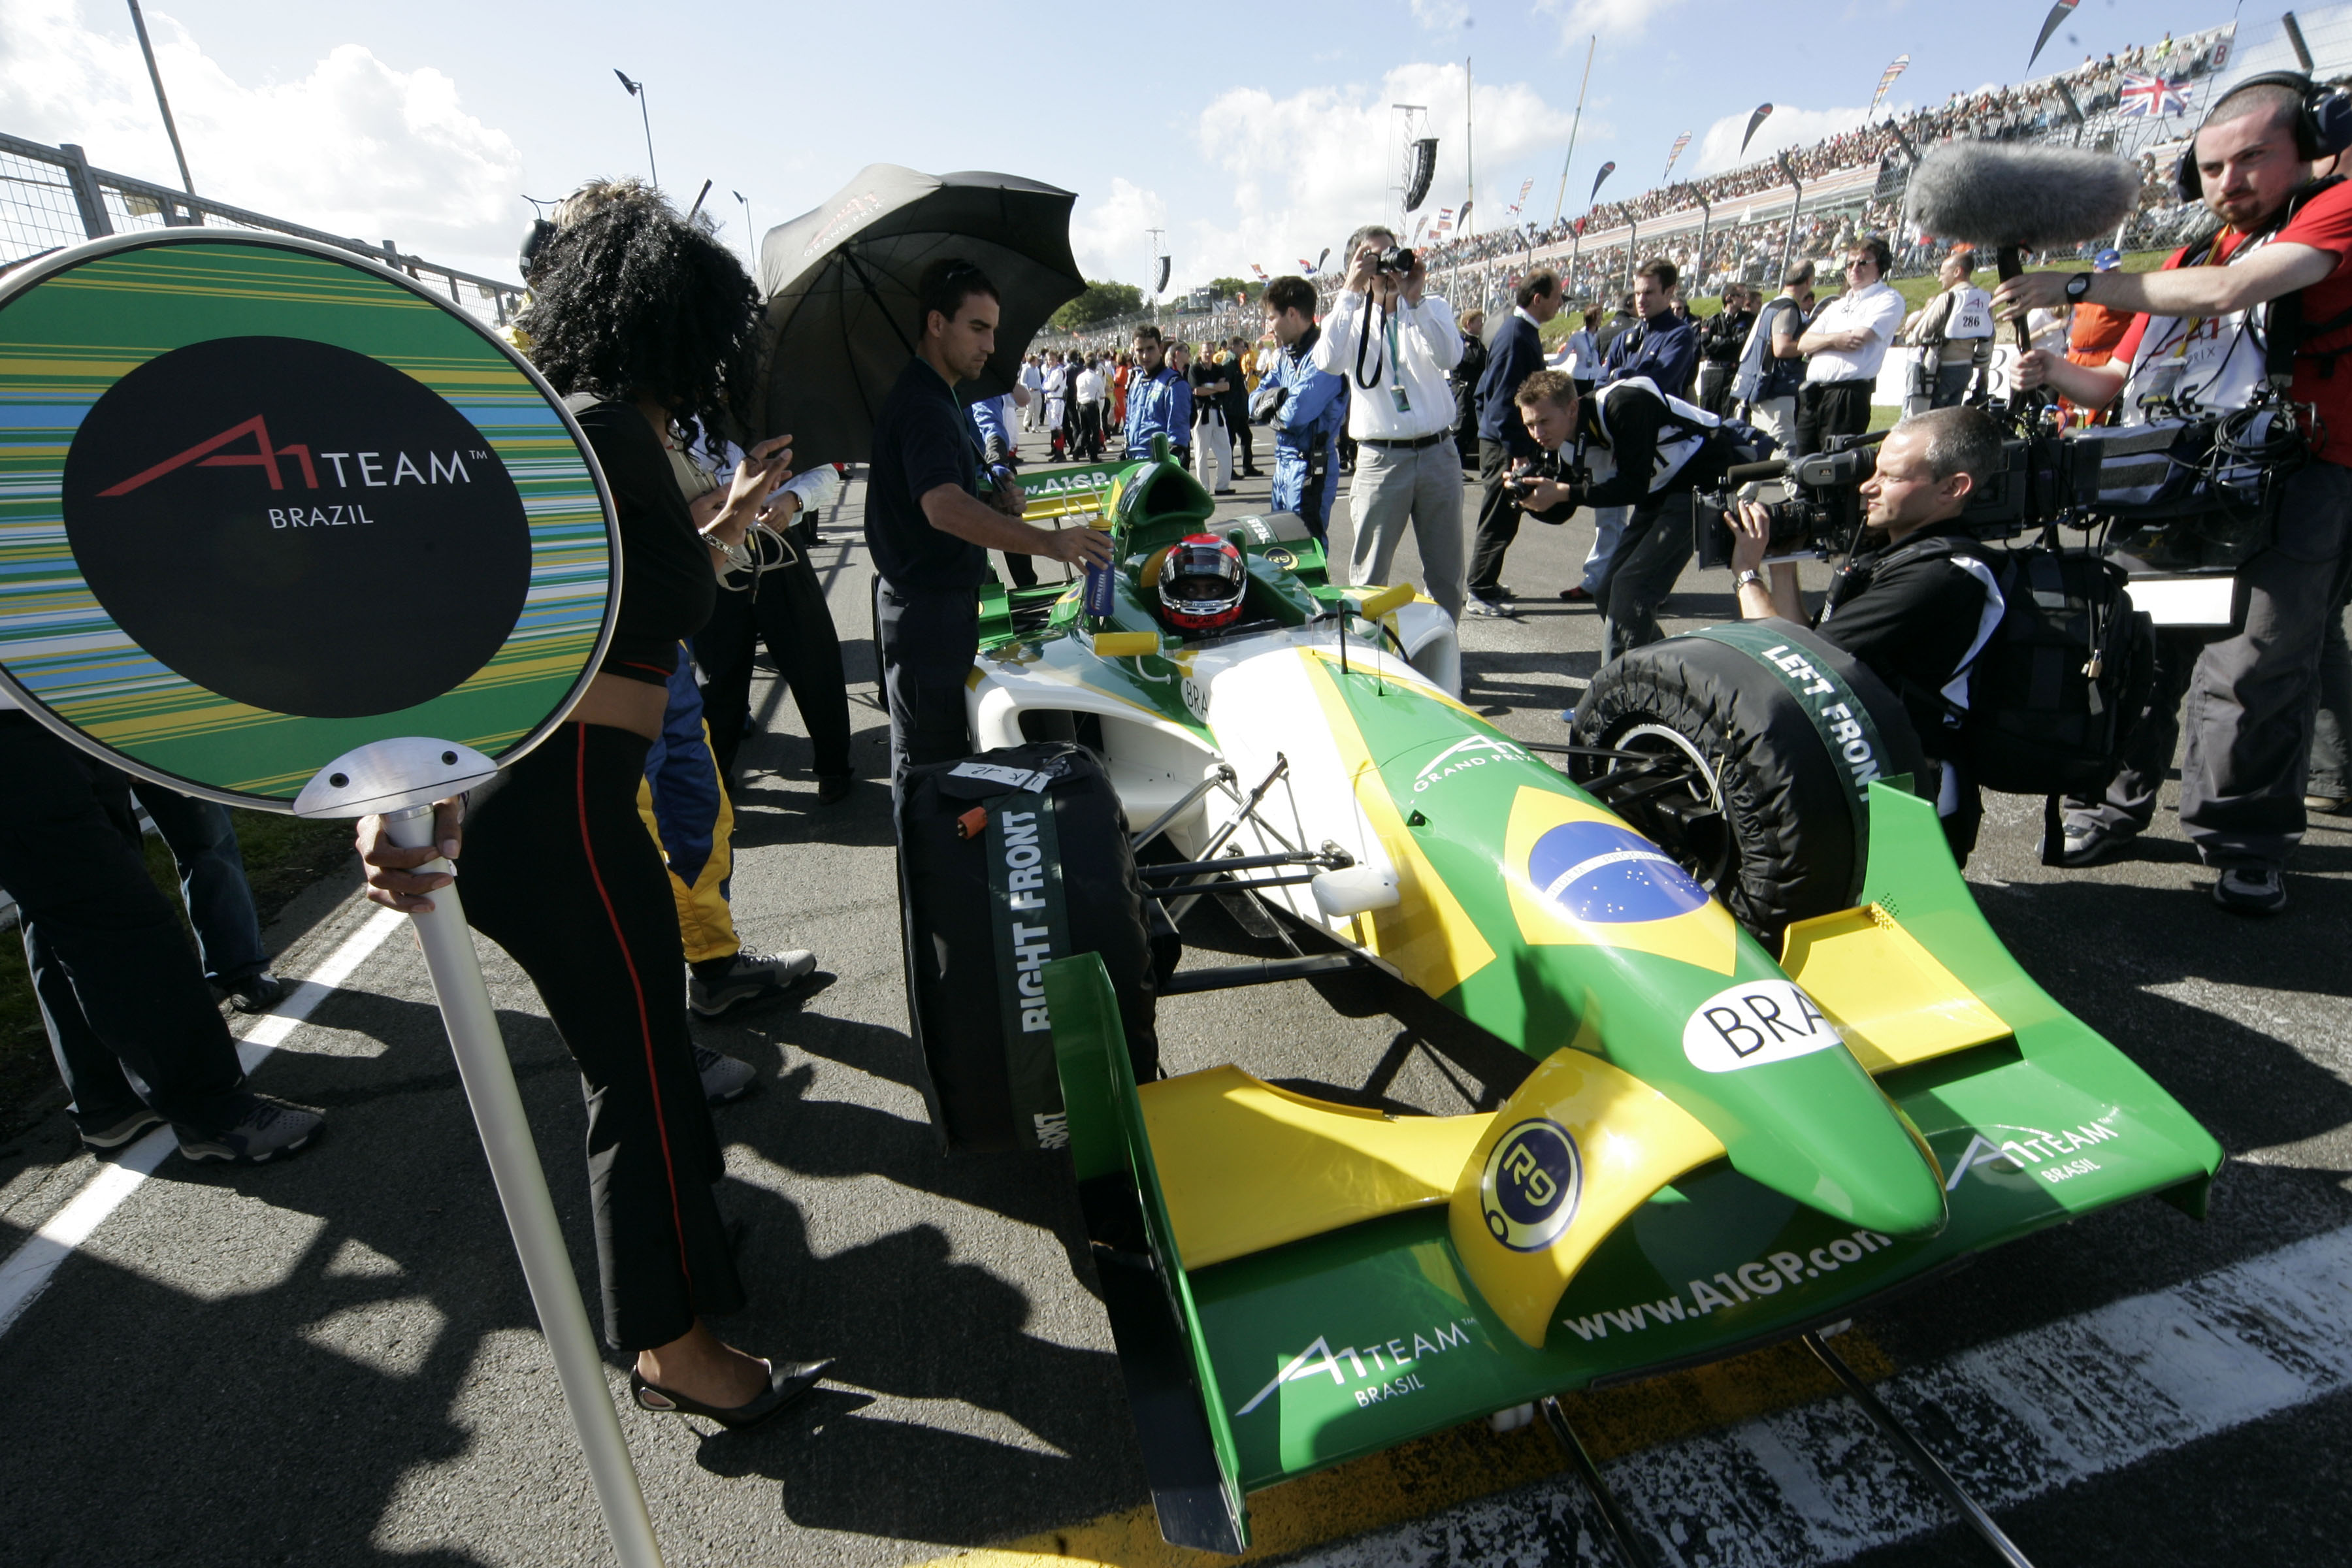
[{"x1": 1045, "y1": 25, "x2": 2234, "y2": 353}]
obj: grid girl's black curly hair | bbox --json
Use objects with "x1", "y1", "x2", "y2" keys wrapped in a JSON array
[{"x1": 516, "y1": 189, "x2": 760, "y2": 461}]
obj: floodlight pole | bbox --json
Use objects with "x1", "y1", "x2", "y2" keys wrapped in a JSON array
[
  {"x1": 382, "y1": 806, "x2": 667, "y2": 1568},
  {"x1": 734, "y1": 191, "x2": 754, "y2": 271},
  {"x1": 614, "y1": 70, "x2": 658, "y2": 189},
  {"x1": 125, "y1": 1, "x2": 197, "y2": 201}
]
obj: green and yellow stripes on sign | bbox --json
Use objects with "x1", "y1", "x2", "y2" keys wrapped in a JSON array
[
  {"x1": 0, "y1": 237, "x2": 613, "y2": 804},
  {"x1": 35, "y1": 250, "x2": 442, "y2": 314}
]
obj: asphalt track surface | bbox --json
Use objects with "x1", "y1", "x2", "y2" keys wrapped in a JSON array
[{"x1": 1, "y1": 438, "x2": 2347, "y2": 1568}]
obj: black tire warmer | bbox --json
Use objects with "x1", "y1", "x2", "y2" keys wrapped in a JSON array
[
  {"x1": 895, "y1": 742, "x2": 1160, "y2": 1152},
  {"x1": 1571, "y1": 620, "x2": 1927, "y2": 944}
]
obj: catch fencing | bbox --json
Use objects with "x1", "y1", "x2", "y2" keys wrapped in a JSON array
[{"x1": 0, "y1": 131, "x2": 523, "y2": 325}]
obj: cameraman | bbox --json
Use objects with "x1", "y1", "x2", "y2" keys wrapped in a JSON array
[
  {"x1": 1729, "y1": 406, "x2": 2006, "y2": 862},
  {"x1": 1505, "y1": 367, "x2": 1739, "y2": 659},
  {"x1": 1999, "y1": 73, "x2": 2352, "y2": 915},
  {"x1": 1311, "y1": 225, "x2": 1468, "y2": 623}
]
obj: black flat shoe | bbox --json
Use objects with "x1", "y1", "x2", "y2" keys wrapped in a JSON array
[{"x1": 630, "y1": 1357, "x2": 831, "y2": 1430}]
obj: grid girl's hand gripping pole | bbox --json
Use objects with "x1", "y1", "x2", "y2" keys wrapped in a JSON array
[{"x1": 380, "y1": 802, "x2": 667, "y2": 1568}]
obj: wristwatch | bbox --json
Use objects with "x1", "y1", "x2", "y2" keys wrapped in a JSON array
[
  {"x1": 2064, "y1": 271, "x2": 2095, "y2": 303},
  {"x1": 1733, "y1": 568, "x2": 1765, "y2": 591}
]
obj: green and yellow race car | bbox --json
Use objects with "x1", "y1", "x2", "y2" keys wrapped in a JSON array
[{"x1": 891, "y1": 444, "x2": 2222, "y2": 1555}]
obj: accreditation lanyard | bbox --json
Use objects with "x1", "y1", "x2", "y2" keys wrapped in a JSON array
[{"x1": 1384, "y1": 307, "x2": 1412, "y2": 415}]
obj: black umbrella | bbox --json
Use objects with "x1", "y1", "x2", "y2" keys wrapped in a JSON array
[{"x1": 749, "y1": 164, "x2": 1085, "y2": 466}]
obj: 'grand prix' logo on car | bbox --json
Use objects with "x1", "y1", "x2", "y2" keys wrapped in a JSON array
[{"x1": 1479, "y1": 1117, "x2": 1582, "y2": 1251}]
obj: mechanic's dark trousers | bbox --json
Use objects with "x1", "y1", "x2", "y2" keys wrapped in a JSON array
[
  {"x1": 1696, "y1": 361, "x2": 1733, "y2": 417},
  {"x1": 2308, "y1": 574, "x2": 2350, "y2": 800},
  {"x1": 1000, "y1": 551, "x2": 1038, "y2": 589},
  {"x1": 128, "y1": 779, "x2": 269, "y2": 988},
  {"x1": 876, "y1": 579, "x2": 978, "y2": 794},
  {"x1": 0, "y1": 714, "x2": 250, "y2": 1140},
  {"x1": 2065, "y1": 461, "x2": 2352, "y2": 869},
  {"x1": 1467, "y1": 439, "x2": 1525, "y2": 600},
  {"x1": 1794, "y1": 378, "x2": 1872, "y2": 458},
  {"x1": 694, "y1": 549, "x2": 853, "y2": 785},
  {"x1": 1234, "y1": 409, "x2": 1257, "y2": 472},
  {"x1": 463, "y1": 723, "x2": 745, "y2": 1350},
  {"x1": 2064, "y1": 628, "x2": 2204, "y2": 840},
  {"x1": 1594, "y1": 491, "x2": 1696, "y2": 662}
]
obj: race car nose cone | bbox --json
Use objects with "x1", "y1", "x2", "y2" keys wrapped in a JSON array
[
  {"x1": 1714, "y1": 1073, "x2": 1950, "y2": 1240},
  {"x1": 1672, "y1": 983, "x2": 1950, "y2": 1239}
]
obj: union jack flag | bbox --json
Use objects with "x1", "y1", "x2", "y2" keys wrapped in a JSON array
[
  {"x1": 2118, "y1": 73, "x2": 2191, "y2": 118},
  {"x1": 1250, "y1": 263, "x2": 1267, "y2": 280},
  {"x1": 1298, "y1": 257, "x2": 1315, "y2": 272}
]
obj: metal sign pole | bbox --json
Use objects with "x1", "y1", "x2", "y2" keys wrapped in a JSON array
[{"x1": 383, "y1": 806, "x2": 667, "y2": 1568}]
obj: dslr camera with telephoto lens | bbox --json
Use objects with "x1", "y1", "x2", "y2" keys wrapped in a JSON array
[{"x1": 1375, "y1": 245, "x2": 1417, "y2": 276}]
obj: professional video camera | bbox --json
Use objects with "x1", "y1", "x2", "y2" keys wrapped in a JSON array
[{"x1": 1693, "y1": 400, "x2": 2298, "y2": 587}]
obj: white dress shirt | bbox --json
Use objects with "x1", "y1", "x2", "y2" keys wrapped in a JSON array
[
  {"x1": 1076, "y1": 367, "x2": 1106, "y2": 402},
  {"x1": 1311, "y1": 288, "x2": 1463, "y2": 440},
  {"x1": 1804, "y1": 280, "x2": 1906, "y2": 383}
]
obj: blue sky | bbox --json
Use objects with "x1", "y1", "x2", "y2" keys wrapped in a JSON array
[{"x1": 2, "y1": 0, "x2": 2244, "y2": 292}]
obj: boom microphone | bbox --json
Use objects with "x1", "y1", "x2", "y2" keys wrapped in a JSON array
[
  {"x1": 1906, "y1": 142, "x2": 2141, "y2": 351},
  {"x1": 1900, "y1": 142, "x2": 2145, "y2": 258},
  {"x1": 1905, "y1": 142, "x2": 2141, "y2": 257}
]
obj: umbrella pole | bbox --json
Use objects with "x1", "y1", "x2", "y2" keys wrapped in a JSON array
[{"x1": 382, "y1": 806, "x2": 667, "y2": 1568}]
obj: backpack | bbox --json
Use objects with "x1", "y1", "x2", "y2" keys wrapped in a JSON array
[{"x1": 1896, "y1": 535, "x2": 2157, "y2": 802}]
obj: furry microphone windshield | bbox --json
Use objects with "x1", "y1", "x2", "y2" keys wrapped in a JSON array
[{"x1": 1906, "y1": 142, "x2": 2143, "y2": 251}]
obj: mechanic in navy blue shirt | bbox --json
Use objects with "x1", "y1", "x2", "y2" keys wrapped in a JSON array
[{"x1": 868, "y1": 259, "x2": 1111, "y2": 787}]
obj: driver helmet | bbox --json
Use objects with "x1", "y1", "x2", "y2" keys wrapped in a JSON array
[{"x1": 1157, "y1": 534, "x2": 1247, "y2": 632}]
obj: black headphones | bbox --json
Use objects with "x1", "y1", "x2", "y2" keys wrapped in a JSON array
[
  {"x1": 2178, "y1": 72, "x2": 2352, "y2": 200},
  {"x1": 518, "y1": 217, "x2": 557, "y2": 284}
]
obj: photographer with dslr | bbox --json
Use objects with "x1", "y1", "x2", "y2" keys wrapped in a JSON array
[
  {"x1": 1504, "y1": 367, "x2": 1742, "y2": 660},
  {"x1": 1311, "y1": 225, "x2": 1468, "y2": 623},
  {"x1": 1729, "y1": 407, "x2": 2006, "y2": 861},
  {"x1": 1999, "y1": 73, "x2": 2352, "y2": 915}
]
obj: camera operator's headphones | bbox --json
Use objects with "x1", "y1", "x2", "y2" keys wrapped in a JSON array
[
  {"x1": 518, "y1": 217, "x2": 557, "y2": 284},
  {"x1": 2178, "y1": 72, "x2": 2352, "y2": 200}
]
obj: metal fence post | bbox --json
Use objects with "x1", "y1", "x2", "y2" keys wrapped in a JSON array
[{"x1": 57, "y1": 144, "x2": 113, "y2": 239}]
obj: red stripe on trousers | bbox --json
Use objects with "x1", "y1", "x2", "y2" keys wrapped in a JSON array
[{"x1": 574, "y1": 725, "x2": 696, "y2": 1299}]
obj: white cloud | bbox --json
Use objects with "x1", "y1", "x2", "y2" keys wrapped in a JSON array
[
  {"x1": 1690, "y1": 101, "x2": 1877, "y2": 178},
  {"x1": 1067, "y1": 176, "x2": 1169, "y2": 287},
  {"x1": 1536, "y1": 0, "x2": 1688, "y2": 45},
  {"x1": 1167, "y1": 60, "x2": 1576, "y2": 290},
  {"x1": 1411, "y1": 0, "x2": 1471, "y2": 29},
  {"x1": 0, "y1": 0, "x2": 525, "y2": 278}
]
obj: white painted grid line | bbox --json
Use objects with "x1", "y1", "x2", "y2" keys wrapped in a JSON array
[
  {"x1": 1294, "y1": 1220, "x2": 2352, "y2": 1568},
  {"x1": 0, "y1": 905, "x2": 406, "y2": 1339}
]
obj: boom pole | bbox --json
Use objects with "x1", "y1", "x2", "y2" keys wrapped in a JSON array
[{"x1": 1551, "y1": 36, "x2": 1596, "y2": 225}]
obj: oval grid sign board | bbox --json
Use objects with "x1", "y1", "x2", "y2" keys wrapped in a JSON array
[{"x1": 0, "y1": 233, "x2": 617, "y2": 810}]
